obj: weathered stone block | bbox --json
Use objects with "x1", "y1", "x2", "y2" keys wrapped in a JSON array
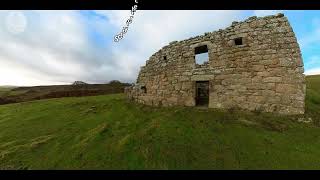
[
  {"x1": 276, "y1": 84, "x2": 296, "y2": 94},
  {"x1": 191, "y1": 75, "x2": 215, "y2": 81},
  {"x1": 253, "y1": 65, "x2": 265, "y2": 71},
  {"x1": 263, "y1": 77, "x2": 282, "y2": 83}
]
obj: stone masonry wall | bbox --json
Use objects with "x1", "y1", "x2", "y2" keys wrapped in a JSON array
[{"x1": 125, "y1": 13, "x2": 306, "y2": 115}]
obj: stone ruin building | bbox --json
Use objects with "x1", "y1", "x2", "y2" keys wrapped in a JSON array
[{"x1": 125, "y1": 13, "x2": 306, "y2": 115}]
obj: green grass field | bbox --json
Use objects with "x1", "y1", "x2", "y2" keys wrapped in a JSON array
[{"x1": 0, "y1": 76, "x2": 319, "y2": 170}]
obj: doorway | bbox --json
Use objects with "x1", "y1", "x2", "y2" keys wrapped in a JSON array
[{"x1": 195, "y1": 81, "x2": 209, "y2": 107}]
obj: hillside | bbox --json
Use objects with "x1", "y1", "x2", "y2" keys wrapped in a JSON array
[
  {"x1": 0, "y1": 82, "x2": 131, "y2": 105},
  {"x1": 0, "y1": 86, "x2": 16, "y2": 96},
  {"x1": 0, "y1": 75, "x2": 319, "y2": 169}
]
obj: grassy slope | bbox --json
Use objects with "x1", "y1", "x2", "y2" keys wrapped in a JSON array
[
  {"x1": 0, "y1": 86, "x2": 16, "y2": 96},
  {"x1": 0, "y1": 76, "x2": 319, "y2": 169},
  {"x1": 306, "y1": 75, "x2": 320, "y2": 124}
]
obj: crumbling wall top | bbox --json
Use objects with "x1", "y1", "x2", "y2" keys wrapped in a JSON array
[{"x1": 143, "y1": 13, "x2": 288, "y2": 67}]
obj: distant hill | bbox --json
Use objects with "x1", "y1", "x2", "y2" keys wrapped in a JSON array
[
  {"x1": 0, "y1": 85, "x2": 17, "y2": 88},
  {"x1": 0, "y1": 86, "x2": 17, "y2": 97},
  {"x1": 0, "y1": 81, "x2": 131, "y2": 105},
  {"x1": 72, "y1": 81, "x2": 88, "y2": 85}
]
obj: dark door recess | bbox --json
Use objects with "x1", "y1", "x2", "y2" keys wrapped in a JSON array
[{"x1": 195, "y1": 81, "x2": 209, "y2": 106}]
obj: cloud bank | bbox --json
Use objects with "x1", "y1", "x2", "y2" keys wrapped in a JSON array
[
  {"x1": 0, "y1": 10, "x2": 249, "y2": 86},
  {"x1": 0, "y1": 10, "x2": 318, "y2": 86}
]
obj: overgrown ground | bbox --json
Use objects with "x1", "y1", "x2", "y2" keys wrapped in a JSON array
[{"x1": 0, "y1": 76, "x2": 319, "y2": 170}]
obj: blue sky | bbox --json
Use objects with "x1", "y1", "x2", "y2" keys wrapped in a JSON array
[
  {"x1": 286, "y1": 10, "x2": 320, "y2": 74},
  {"x1": 0, "y1": 10, "x2": 319, "y2": 86}
]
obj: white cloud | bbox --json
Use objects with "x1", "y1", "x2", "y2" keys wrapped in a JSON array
[
  {"x1": 305, "y1": 68, "x2": 320, "y2": 76},
  {"x1": 0, "y1": 10, "x2": 99, "y2": 86},
  {"x1": 253, "y1": 10, "x2": 283, "y2": 17},
  {"x1": 95, "y1": 10, "x2": 246, "y2": 82},
  {"x1": 5, "y1": 11, "x2": 27, "y2": 34},
  {"x1": 111, "y1": 10, "x2": 245, "y2": 50},
  {"x1": 0, "y1": 10, "x2": 249, "y2": 86}
]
